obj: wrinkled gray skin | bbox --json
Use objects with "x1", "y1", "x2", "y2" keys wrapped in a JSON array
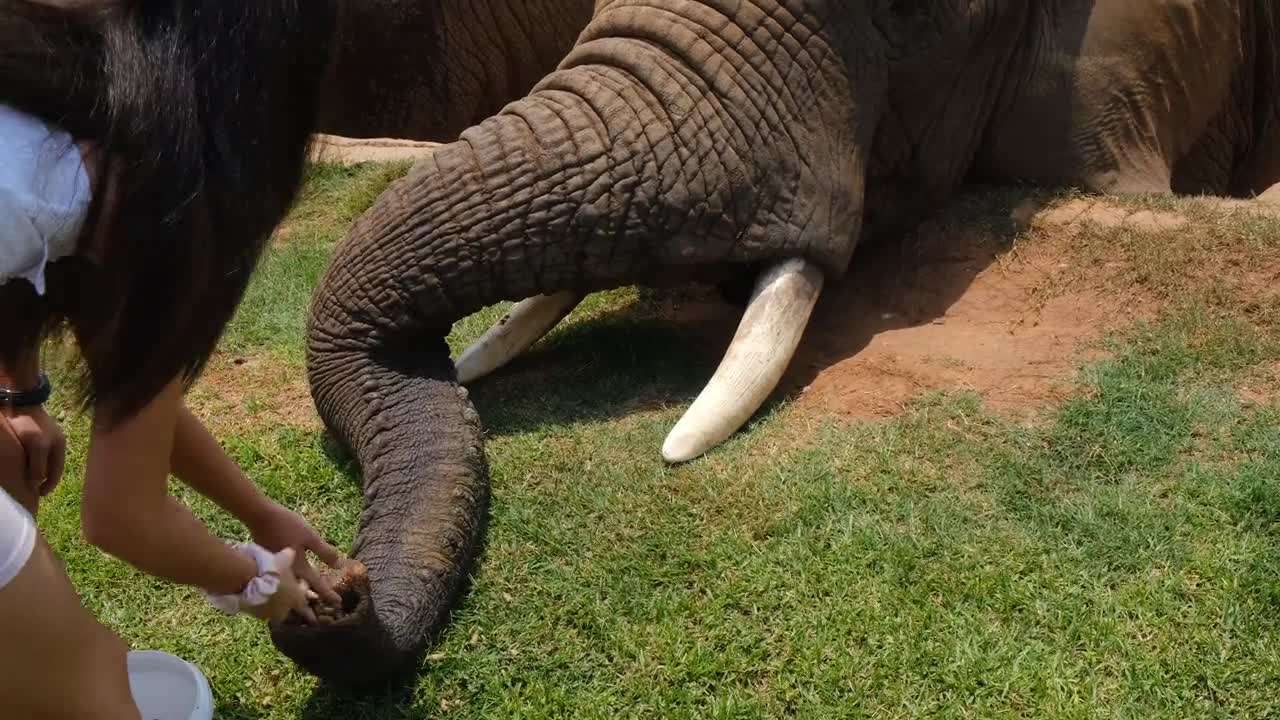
[
  {"x1": 315, "y1": 0, "x2": 596, "y2": 141},
  {"x1": 283, "y1": 0, "x2": 1280, "y2": 688},
  {"x1": 268, "y1": 0, "x2": 596, "y2": 686}
]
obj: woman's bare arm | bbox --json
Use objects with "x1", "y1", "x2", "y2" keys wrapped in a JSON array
[
  {"x1": 169, "y1": 405, "x2": 342, "y2": 602},
  {"x1": 80, "y1": 378, "x2": 260, "y2": 595},
  {"x1": 169, "y1": 406, "x2": 275, "y2": 525},
  {"x1": 0, "y1": 349, "x2": 40, "y2": 389}
]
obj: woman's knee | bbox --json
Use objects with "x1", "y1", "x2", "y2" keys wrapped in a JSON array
[
  {"x1": 0, "y1": 538, "x2": 141, "y2": 719},
  {"x1": 66, "y1": 638, "x2": 142, "y2": 720},
  {"x1": 43, "y1": 609, "x2": 141, "y2": 720}
]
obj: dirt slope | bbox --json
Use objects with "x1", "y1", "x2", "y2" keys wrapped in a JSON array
[{"x1": 312, "y1": 136, "x2": 1279, "y2": 421}]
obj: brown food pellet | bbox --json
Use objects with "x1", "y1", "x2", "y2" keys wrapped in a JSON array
[{"x1": 285, "y1": 559, "x2": 370, "y2": 626}]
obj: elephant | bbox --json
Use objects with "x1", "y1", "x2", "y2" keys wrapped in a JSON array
[
  {"x1": 272, "y1": 0, "x2": 1280, "y2": 688},
  {"x1": 314, "y1": 0, "x2": 596, "y2": 142}
]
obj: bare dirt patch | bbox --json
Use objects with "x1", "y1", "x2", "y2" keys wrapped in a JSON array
[
  {"x1": 188, "y1": 354, "x2": 320, "y2": 434},
  {"x1": 650, "y1": 190, "x2": 1280, "y2": 422},
  {"x1": 660, "y1": 190, "x2": 1277, "y2": 423},
  {"x1": 777, "y1": 190, "x2": 1280, "y2": 421},
  {"x1": 1237, "y1": 361, "x2": 1280, "y2": 406},
  {"x1": 779, "y1": 206, "x2": 1155, "y2": 421},
  {"x1": 309, "y1": 134, "x2": 441, "y2": 164}
]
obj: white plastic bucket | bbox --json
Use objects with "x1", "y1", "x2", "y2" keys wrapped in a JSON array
[{"x1": 126, "y1": 650, "x2": 214, "y2": 720}]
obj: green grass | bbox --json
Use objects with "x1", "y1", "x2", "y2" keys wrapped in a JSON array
[
  {"x1": 221, "y1": 160, "x2": 415, "y2": 363},
  {"x1": 36, "y1": 166, "x2": 1280, "y2": 718}
]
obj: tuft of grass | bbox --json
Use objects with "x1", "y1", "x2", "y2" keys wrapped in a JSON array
[{"x1": 32, "y1": 164, "x2": 1280, "y2": 719}]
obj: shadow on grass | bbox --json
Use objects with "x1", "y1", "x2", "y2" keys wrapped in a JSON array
[
  {"x1": 278, "y1": 527, "x2": 492, "y2": 717},
  {"x1": 465, "y1": 299, "x2": 735, "y2": 436},
  {"x1": 297, "y1": 682, "x2": 419, "y2": 720},
  {"x1": 460, "y1": 183, "x2": 1040, "y2": 437},
  {"x1": 319, "y1": 434, "x2": 358, "y2": 480},
  {"x1": 779, "y1": 184, "x2": 1037, "y2": 396}
]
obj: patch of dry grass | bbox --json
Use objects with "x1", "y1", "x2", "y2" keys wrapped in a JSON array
[
  {"x1": 186, "y1": 354, "x2": 321, "y2": 436},
  {"x1": 1009, "y1": 190, "x2": 1280, "y2": 317}
]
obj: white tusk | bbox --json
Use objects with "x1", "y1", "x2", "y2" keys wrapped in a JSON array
[
  {"x1": 661, "y1": 259, "x2": 824, "y2": 463},
  {"x1": 455, "y1": 291, "x2": 582, "y2": 384}
]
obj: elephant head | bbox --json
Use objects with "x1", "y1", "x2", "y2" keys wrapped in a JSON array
[
  {"x1": 316, "y1": 0, "x2": 597, "y2": 141},
  {"x1": 274, "y1": 0, "x2": 1280, "y2": 689}
]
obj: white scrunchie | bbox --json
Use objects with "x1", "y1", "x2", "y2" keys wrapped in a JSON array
[{"x1": 205, "y1": 543, "x2": 284, "y2": 616}]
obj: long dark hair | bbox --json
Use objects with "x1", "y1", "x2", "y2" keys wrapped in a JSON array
[{"x1": 0, "y1": 0, "x2": 334, "y2": 426}]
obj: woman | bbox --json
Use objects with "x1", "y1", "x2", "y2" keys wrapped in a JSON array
[{"x1": 1, "y1": 0, "x2": 342, "y2": 716}]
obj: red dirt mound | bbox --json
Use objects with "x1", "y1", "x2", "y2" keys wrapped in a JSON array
[
  {"x1": 765, "y1": 190, "x2": 1250, "y2": 421},
  {"x1": 780, "y1": 222, "x2": 1153, "y2": 421}
]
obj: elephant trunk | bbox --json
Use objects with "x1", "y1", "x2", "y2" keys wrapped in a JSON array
[
  {"x1": 277, "y1": 3, "x2": 871, "y2": 687},
  {"x1": 268, "y1": 330, "x2": 487, "y2": 687},
  {"x1": 270, "y1": 103, "x2": 663, "y2": 687}
]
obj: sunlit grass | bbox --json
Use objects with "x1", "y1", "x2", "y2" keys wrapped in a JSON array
[{"x1": 36, "y1": 164, "x2": 1280, "y2": 719}]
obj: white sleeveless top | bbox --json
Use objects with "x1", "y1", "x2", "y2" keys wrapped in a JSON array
[{"x1": 0, "y1": 102, "x2": 92, "y2": 296}]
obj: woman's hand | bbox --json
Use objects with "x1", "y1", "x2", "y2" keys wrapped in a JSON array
[
  {"x1": 2, "y1": 407, "x2": 66, "y2": 500},
  {"x1": 167, "y1": 406, "x2": 348, "y2": 605},
  {"x1": 0, "y1": 412, "x2": 38, "y2": 515},
  {"x1": 247, "y1": 502, "x2": 345, "y2": 606},
  {"x1": 0, "y1": 352, "x2": 61, "y2": 502},
  {"x1": 240, "y1": 547, "x2": 317, "y2": 624}
]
